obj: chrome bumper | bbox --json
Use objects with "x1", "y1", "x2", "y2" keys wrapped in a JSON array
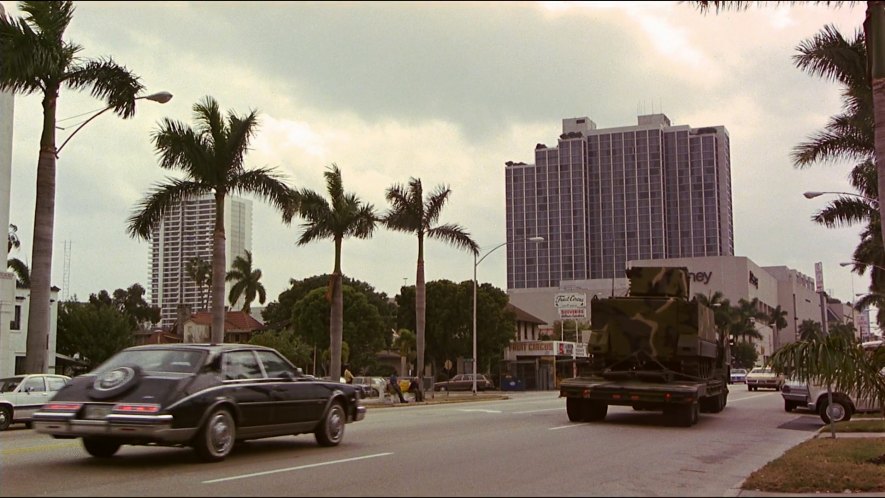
[
  {"x1": 32, "y1": 412, "x2": 196, "y2": 443},
  {"x1": 354, "y1": 404, "x2": 367, "y2": 422}
]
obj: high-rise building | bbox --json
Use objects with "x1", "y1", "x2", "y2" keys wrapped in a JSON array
[
  {"x1": 505, "y1": 114, "x2": 734, "y2": 289},
  {"x1": 149, "y1": 195, "x2": 253, "y2": 329}
]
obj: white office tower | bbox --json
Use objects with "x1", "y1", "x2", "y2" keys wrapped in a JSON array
[{"x1": 149, "y1": 195, "x2": 253, "y2": 329}]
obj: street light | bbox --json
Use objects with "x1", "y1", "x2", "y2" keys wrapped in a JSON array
[
  {"x1": 803, "y1": 191, "x2": 878, "y2": 205},
  {"x1": 472, "y1": 235, "x2": 544, "y2": 395},
  {"x1": 56, "y1": 91, "x2": 173, "y2": 156}
]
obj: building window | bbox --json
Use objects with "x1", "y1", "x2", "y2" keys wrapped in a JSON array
[{"x1": 10, "y1": 305, "x2": 20, "y2": 331}]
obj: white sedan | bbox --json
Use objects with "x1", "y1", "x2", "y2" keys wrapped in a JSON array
[{"x1": 0, "y1": 374, "x2": 71, "y2": 430}]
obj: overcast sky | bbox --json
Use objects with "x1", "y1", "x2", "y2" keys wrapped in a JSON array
[{"x1": 3, "y1": 1, "x2": 872, "y2": 312}]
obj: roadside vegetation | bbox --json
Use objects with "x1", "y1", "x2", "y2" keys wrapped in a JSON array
[{"x1": 743, "y1": 418, "x2": 885, "y2": 493}]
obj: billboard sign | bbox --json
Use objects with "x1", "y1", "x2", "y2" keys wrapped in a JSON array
[{"x1": 555, "y1": 292, "x2": 587, "y2": 319}]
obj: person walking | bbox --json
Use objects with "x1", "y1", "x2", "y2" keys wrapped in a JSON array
[
  {"x1": 343, "y1": 364, "x2": 354, "y2": 384},
  {"x1": 389, "y1": 372, "x2": 407, "y2": 403}
]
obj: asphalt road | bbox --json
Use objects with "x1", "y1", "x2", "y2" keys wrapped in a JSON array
[{"x1": 0, "y1": 388, "x2": 825, "y2": 497}]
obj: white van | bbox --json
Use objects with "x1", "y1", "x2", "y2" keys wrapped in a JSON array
[{"x1": 806, "y1": 340, "x2": 884, "y2": 424}]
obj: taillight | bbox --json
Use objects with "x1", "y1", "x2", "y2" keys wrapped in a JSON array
[
  {"x1": 112, "y1": 403, "x2": 161, "y2": 414},
  {"x1": 43, "y1": 402, "x2": 83, "y2": 411}
]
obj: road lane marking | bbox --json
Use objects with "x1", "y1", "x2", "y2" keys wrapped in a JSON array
[
  {"x1": 549, "y1": 423, "x2": 589, "y2": 430},
  {"x1": 202, "y1": 452, "x2": 393, "y2": 484},
  {"x1": 458, "y1": 409, "x2": 502, "y2": 414},
  {"x1": 514, "y1": 408, "x2": 562, "y2": 414},
  {"x1": 727, "y1": 393, "x2": 774, "y2": 402},
  {"x1": 1, "y1": 441, "x2": 79, "y2": 456}
]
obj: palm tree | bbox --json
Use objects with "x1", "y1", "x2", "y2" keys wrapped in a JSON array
[
  {"x1": 392, "y1": 328, "x2": 416, "y2": 376},
  {"x1": 185, "y1": 256, "x2": 211, "y2": 311},
  {"x1": 692, "y1": 0, "x2": 885, "y2": 278},
  {"x1": 695, "y1": 291, "x2": 732, "y2": 334},
  {"x1": 798, "y1": 319, "x2": 824, "y2": 341},
  {"x1": 7, "y1": 258, "x2": 29, "y2": 288},
  {"x1": 383, "y1": 178, "x2": 478, "y2": 395},
  {"x1": 295, "y1": 164, "x2": 377, "y2": 382},
  {"x1": 225, "y1": 249, "x2": 266, "y2": 314},
  {"x1": 0, "y1": 1, "x2": 144, "y2": 373},
  {"x1": 127, "y1": 96, "x2": 297, "y2": 344},
  {"x1": 7, "y1": 224, "x2": 20, "y2": 252},
  {"x1": 768, "y1": 305, "x2": 789, "y2": 351}
]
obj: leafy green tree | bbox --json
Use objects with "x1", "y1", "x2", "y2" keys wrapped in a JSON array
[
  {"x1": 57, "y1": 299, "x2": 133, "y2": 368},
  {"x1": 383, "y1": 177, "x2": 478, "y2": 396},
  {"x1": 0, "y1": 1, "x2": 144, "y2": 373},
  {"x1": 731, "y1": 342, "x2": 758, "y2": 369},
  {"x1": 248, "y1": 329, "x2": 313, "y2": 370},
  {"x1": 127, "y1": 96, "x2": 297, "y2": 345},
  {"x1": 798, "y1": 319, "x2": 824, "y2": 341},
  {"x1": 88, "y1": 283, "x2": 159, "y2": 330},
  {"x1": 291, "y1": 285, "x2": 386, "y2": 376},
  {"x1": 185, "y1": 256, "x2": 211, "y2": 311},
  {"x1": 225, "y1": 250, "x2": 266, "y2": 314},
  {"x1": 293, "y1": 164, "x2": 377, "y2": 384}
]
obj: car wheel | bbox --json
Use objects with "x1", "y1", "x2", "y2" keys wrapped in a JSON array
[
  {"x1": 82, "y1": 437, "x2": 121, "y2": 458},
  {"x1": 194, "y1": 407, "x2": 236, "y2": 462},
  {"x1": 315, "y1": 401, "x2": 345, "y2": 447},
  {"x1": 0, "y1": 406, "x2": 11, "y2": 431},
  {"x1": 566, "y1": 398, "x2": 584, "y2": 422},
  {"x1": 819, "y1": 396, "x2": 852, "y2": 424},
  {"x1": 784, "y1": 400, "x2": 796, "y2": 412}
]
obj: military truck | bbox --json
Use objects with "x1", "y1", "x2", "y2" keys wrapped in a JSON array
[{"x1": 559, "y1": 266, "x2": 730, "y2": 427}]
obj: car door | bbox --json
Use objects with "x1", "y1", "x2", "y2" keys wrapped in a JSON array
[
  {"x1": 255, "y1": 350, "x2": 325, "y2": 425},
  {"x1": 220, "y1": 350, "x2": 274, "y2": 428},
  {"x1": 15, "y1": 376, "x2": 50, "y2": 420}
]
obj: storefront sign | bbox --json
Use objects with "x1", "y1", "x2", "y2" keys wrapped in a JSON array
[
  {"x1": 687, "y1": 271, "x2": 712, "y2": 285},
  {"x1": 509, "y1": 341, "x2": 587, "y2": 358}
]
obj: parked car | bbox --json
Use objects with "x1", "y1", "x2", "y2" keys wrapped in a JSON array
[
  {"x1": 806, "y1": 340, "x2": 885, "y2": 424},
  {"x1": 32, "y1": 344, "x2": 366, "y2": 462},
  {"x1": 745, "y1": 366, "x2": 784, "y2": 391},
  {"x1": 0, "y1": 374, "x2": 71, "y2": 431},
  {"x1": 729, "y1": 368, "x2": 748, "y2": 384},
  {"x1": 352, "y1": 376, "x2": 386, "y2": 398},
  {"x1": 781, "y1": 378, "x2": 810, "y2": 412},
  {"x1": 433, "y1": 374, "x2": 495, "y2": 392}
]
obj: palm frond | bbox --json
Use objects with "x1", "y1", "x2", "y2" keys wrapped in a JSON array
[
  {"x1": 151, "y1": 118, "x2": 211, "y2": 174},
  {"x1": 65, "y1": 58, "x2": 143, "y2": 118},
  {"x1": 424, "y1": 184, "x2": 452, "y2": 226},
  {"x1": 126, "y1": 179, "x2": 210, "y2": 240},
  {"x1": 427, "y1": 224, "x2": 479, "y2": 254},
  {"x1": 229, "y1": 167, "x2": 298, "y2": 223}
]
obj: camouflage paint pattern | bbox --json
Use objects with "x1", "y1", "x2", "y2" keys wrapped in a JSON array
[{"x1": 626, "y1": 266, "x2": 690, "y2": 300}]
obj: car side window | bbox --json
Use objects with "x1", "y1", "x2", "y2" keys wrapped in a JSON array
[
  {"x1": 255, "y1": 351, "x2": 295, "y2": 378},
  {"x1": 222, "y1": 351, "x2": 264, "y2": 380},
  {"x1": 47, "y1": 377, "x2": 67, "y2": 391},
  {"x1": 22, "y1": 376, "x2": 46, "y2": 392}
]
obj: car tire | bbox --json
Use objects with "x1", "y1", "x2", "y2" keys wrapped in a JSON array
[
  {"x1": 315, "y1": 401, "x2": 345, "y2": 447},
  {"x1": 0, "y1": 406, "x2": 11, "y2": 431},
  {"x1": 82, "y1": 437, "x2": 121, "y2": 458},
  {"x1": 784, "y1": 400, "x2": 796, "y2": 412},
  {"x1": 819, "y1": 396, "x2": 852, "y2": 424},
  {"x1": 194, "y1": 407, "x2": 236, "y2": 462},
  {"x1": 566, "y1": 398, "x2": 584, "y2": 422}
]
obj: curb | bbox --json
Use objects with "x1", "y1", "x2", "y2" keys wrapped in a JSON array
[{"x1": 363, "y1": 393, "x2": 510, "y2": 408}]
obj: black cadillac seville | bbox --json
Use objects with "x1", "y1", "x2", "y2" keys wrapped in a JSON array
[{"x1": 33, "y1": 344, "x2": 366, "y2": 462}]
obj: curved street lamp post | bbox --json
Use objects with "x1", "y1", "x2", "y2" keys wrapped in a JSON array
[{"x1": 472, "y1": 236, "x2": 544, "y2": 395}]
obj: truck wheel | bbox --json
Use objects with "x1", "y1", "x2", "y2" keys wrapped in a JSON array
[
  {"x1": 665, "y1": 403, "x2": 697, "y2": 427},
  {"x1": 82, "y1": 437, "x2": 121, "y2": 458},
  {"x1": 819, "y1": 396, "x2": 852, "y2": 424},
  {"x1": 566, "y1": 398, "x2": 584, "y2": 422},
  {"x1": 584, "y1": 400, "x2": 607, "y2": 422}
]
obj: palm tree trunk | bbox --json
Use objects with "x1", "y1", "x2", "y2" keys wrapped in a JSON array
[
  {"x1": 416, "y1": 236, "x2": 426, "y2": 396},
  {"x1": 210, "y1": 192, "x2": 226, "y2": 344},
  {"x1": 867, "y1": 2, "x2": 885, "y2": 258},
  {"x1": 25, "y1": 88, "x2": 60, "y2": 374},
  {"x1": 329, "y1": 237, "x2": 344, "y2": 382}
]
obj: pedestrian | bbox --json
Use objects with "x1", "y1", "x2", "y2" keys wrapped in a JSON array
[
  {"x1": 389, "y1": 372, "x2": 407, "y2": 403},
  {"x1": 343, "y1": 364, "x2": 354, "y2": 384}
]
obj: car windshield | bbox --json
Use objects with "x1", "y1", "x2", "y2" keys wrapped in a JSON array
[
  {"x1": 733, "y1": 369, "x2": 746, "y2": 374},
  {"x1": 0, "y1": 377, "x2": 24, "y2": 393},
  {"x1": 93, "y1": 349, "x2": 206, "y2": 374},
  {"x1": 750, "y1": 367, "x2": 771, "y2": 374}
]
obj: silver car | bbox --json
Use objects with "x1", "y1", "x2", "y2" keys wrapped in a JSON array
[
  {"x1": 0, "y1": 374, "x2": 71, "y2": 430},
  {"x1": 781, "y1": 379, "x2": 809, "y2": 412}
]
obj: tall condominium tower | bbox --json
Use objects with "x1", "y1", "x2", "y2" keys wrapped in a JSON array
[
  {"x1": 505, "y1": 114, "x2": 734, "y2": 289},
  {"x1": 149, "y1": 195, "x2": 253, "y2": 328}
]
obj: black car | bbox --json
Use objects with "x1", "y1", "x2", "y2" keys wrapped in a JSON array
[{"x1": 32, "y1": 344, "x2": 366, "y2": 462}]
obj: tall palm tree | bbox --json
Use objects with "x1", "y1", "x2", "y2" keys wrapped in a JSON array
[
  {"x1": 7, "y1": 257, "x2": 29, "y2": 288},
  {"x1": 295, "y1": 164, "x2": 377, "y2": 381},
  {"x1": 383, "y1": 178, "x2": 478, "y2": 395},
  {"x1": 0, "y1": 1, "x2": 144, "y2": 373},
  {"x1": 225, "y1": 249, "x2": 266, "y2": 314},
  {"x1": 768, "y1": 305, "x2": 789, "y2": 351},
  {"x1": 692, "y1": 0, "x2": 885, "y2": 278},
  {"x1": 185, "y1": 256, "x2": 211, "y2": 311},
  {"x1": 128, "y1": 96, "x2": 297, "y2": 344}
]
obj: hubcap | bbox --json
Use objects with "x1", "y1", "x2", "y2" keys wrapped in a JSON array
[
  {"x1": 827, "y1": 403, "x2": 846, "y2": 422},
  {"x1": 209, "y1": 412, "x2": 234, "y2": 455},
  {"x1": 0, "y1": 410, "x2": 7, "y2": 426},
  {"x1": 328, "y1": 407, "x2": 344, "y2": 441}
]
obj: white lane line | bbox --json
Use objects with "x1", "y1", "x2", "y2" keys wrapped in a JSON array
[
  {"x1": 514, "y1": 408, "x2": 563, "y2": 414},
  {"x1": 727, "y1": 393, "x2": 774, "y2": 402},
  {"x1": 202, "y1": 452, "x2": 393, "y2": 484},
  {"x1": 458, "y1": 409, "x2": 502, "y2": 413},
  {"x1": 549, "y1": 423, "x2": 589, "y2": 430}
]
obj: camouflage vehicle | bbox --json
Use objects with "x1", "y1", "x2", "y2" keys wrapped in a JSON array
[{"x1": 559, "y1": 266, "x2": 730, "y2": 427}]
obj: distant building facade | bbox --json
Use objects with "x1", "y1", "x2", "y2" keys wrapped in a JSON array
[
  {"x1": 505, "y1": 114, "x2": 734, "y2": 289},
  {"x1": 149, "y1": 195, "x2": 253, "y2": 329}
]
